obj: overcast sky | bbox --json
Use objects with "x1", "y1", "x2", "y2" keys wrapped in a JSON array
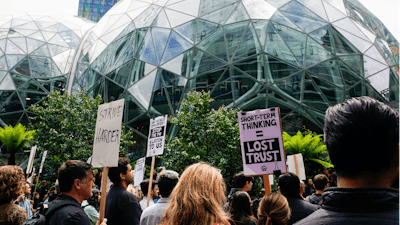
[{"x1": 0, "y1": 0, "x2": 398, "y2": 40}]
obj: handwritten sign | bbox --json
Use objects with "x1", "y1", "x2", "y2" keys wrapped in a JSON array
[
  {"x1": 92, "y1": 99, "x2": 125, "y2": 167},
  {"x1": 238, "y1": 108, "x2": 287, "y2": 175},
  {"x1": 39, "y1": 150, "x2": 48, "y2": 174},
  {"x1": 147, "y1": 115, "x2": 168, "y2": 157},
  {"x1": 134, "y1": 157, "x2": 145, "y2": 187},
  {"x1": 26, "y1": 145, "x2": 36, "y2": 174},
  {"x1": 287, "y1": 153, "x2": 306, "y2": 180}
]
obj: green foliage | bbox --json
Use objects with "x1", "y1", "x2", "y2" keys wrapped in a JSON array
[
  {"x1": 29, "y1": 90, "x2": 135, "y2": 175},
  {"x1": 282, "y1": 127, "x2": 333, "y2": 179},
  {"x1": 0, "y1": 123, "x2": 35, "y2": 165},
  {"x1": 161, "y1": 91, "x2": 242, "y2": 189}
]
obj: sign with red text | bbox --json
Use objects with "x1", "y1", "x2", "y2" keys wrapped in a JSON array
[
  {"x1": 147, "y1": 115, "x2": 168, "y2": 157},
  {"x1": 238, "y1": 108, "x2": 287, "y2": 175},
  {"x1": 92, "y1": 99, "x2": 125, "y2": 167}
]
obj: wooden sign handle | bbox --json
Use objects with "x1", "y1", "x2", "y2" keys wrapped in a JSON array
[
  {"x1": 263, "y1": 175, "x2": 271, "y2": 195},
  {"x1": 146, "y1": 156, "x2": 156, "y2": 207},
  {"x1": 99, "y1": 167, "x2": 109, "y2": 223}
]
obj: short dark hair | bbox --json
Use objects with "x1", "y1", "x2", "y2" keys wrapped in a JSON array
[
  {"x1": 140, "y1": 179, "x2": 158, "y2": 196},
  {"x1": 324, "y1": 96, "x2": 399, "y2": 177},
  {"x1": 278, "y1": 172, "x2": 300, "y2": 197},
  {"x1": 108, "y1": 157, "x2": 130, "y2": 184},
  {"x1": 58, "y1": 160, "x2": 92, "y2": 193},
  {"x1": 157, "y1": 170, "x2": 179, "y2": 197},
  {"x1": 313, "y1": 174, "x2": 328, "y2": 191},
  {"x1": 234, "y1": 171, "x2": 254, "y2": 188}
]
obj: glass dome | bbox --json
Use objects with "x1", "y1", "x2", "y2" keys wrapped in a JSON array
[
  {"x1": 0, "y1": 12, "x2": 96, "y2": 126},
  {"x1": 67, "y1": 0, "x2": 399, "y2": 155}
]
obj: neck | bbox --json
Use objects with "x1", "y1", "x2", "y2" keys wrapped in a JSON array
[
  {"x1": 337, "y1": 169, "x2": 398, "y2": 188},
  {"x1": 61, "y1": 192, "x2": 83, "y2": 204},
  {"x1": 315, "y1": 190, "x2": 324, "y2": 194},
  {"x1": 115, "y1": 182, "x2": 128, "y2": 190}
]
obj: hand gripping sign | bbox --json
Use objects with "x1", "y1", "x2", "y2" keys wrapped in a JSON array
[
  {"x1": 147, "y1": 115, "x2": 168, "y2": 157},
  {"x1": 238, "y1": 108, "x2": 287, "y2": 176}
]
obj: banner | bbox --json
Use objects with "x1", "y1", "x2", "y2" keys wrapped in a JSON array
[
  {"x1": 147, "y1": 115, "x2": 168, "y2": 157},
  {"x1": 39, "y1": 150, "x2": 48, "y2": 174},
  {"x1": 26, "y1": 145, "x2": 37, "y2": 174},
  {"x1": 92, "y1": 99, "x2": 125, "y2": 167},
  {"x1": 238, "y1": 108, "x2": 287, "y2": 175},
  {"x1": 134, "y1": 157, "x2": 145, "y2": 187},
  {"x1": 287, "y1": 153, "x2": 306, "y2": 181}
]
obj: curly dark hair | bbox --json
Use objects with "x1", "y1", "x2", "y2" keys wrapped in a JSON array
[{"x1": 0, "y1": 165, "x2": 25, "y2": 203}]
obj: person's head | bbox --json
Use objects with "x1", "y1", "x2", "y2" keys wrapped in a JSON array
[
  {"x1": 58, "y1": 160, "x2": 93, "y2": 202},
  {"x1": 257, "y1": 193, "x2": 290, "y2": 225},
  {"x1": 157, "y1": 170, "x2": 179, "y2": 198},
  {"x1": 299, "y1": 181, "x2": 305, "y2": 196},
  {"x1": 277, "y1": 172, "x2": 300, "y2": 198},
  {"x1": 140, "y1": 179, "x2": 159, "y2": 199},
  {"x1": 313, "y1": 174, "x2": 329, "y2": 191},
  {"x1": 229, "y1": 191, "x2": 255, "y2": 222},
  {"x1": 307, "y1": 179, "x2": 313, "y2": 186},
  {"x1": 34, "y1": 192, "x2": 39, "y2": 199},
  {"x1": 324, "y1": 96, "x2": 399, "y2": 178},
  {"x1": 42, "y1": 180, "x2": 48, "y2": 187},
  {"x1": 108, "y1": 157, "x2": 133, "y2": 186},
  {"x1": 260, "y1": 188, "x2": 265, "y2": 197},
  {"x1": 234, "y1": 171, "x2": 254, "y2": 192},
  {"x1": 24, "y1": 183, "x2": 31, "y2": 196},
  {"x1": 0, "y1": 165, "x2": 25, "y2": 203},
  {"x1": 161, "y1": 162, "x2": 230, "y2": 225}
]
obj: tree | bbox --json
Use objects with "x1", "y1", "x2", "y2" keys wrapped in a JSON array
[
  {"x1": 0, "y1": 123, "x2": 35, "y2": 165},
  {"x1": 282, "y1": 128, "x2": 333, "y2": 179},
  {"x1": 161, "y1": 91, "x2": 242, "y2": 189},
  {"x1": 29, "y1": 90, "x2": 135, "y2": 177}
]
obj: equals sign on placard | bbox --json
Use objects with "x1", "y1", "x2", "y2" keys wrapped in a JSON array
[{"x1": 255, "y1": 130, "x2": 263, "y2": 137}]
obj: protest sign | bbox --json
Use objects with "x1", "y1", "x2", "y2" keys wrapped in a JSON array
[
  {"x1": 147, "y1": 115, "x2": 168, "y2": 157},
  {"x1": 39, "y1": 150, "x2": 48, "y2": 174},
  {"x1": 287, "y1": 153, "x2": 306, "y2": 181},
  {"x1": 134, "y1": 157, "x2": 145, "y2": 187},
  {"x1": 92, "y1": 99, "x2": 125, "y2": 168},
  {"x1": 238, "y1": 108, "x2": 287, "y2": 176},
  {"x1": 26, "y1": 145, "x2": 37, "y2": 174}
]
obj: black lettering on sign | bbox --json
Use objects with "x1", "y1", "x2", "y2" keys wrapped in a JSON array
[
  {"x1": 95, "y1": 128, "x2": 120, "y2": 144},
  {"x1": 243, "y1": 138, "x2": 281, "y2": 164},
  {"x1": 150, "y1": 126, "x2": 165, "y2": 138}
]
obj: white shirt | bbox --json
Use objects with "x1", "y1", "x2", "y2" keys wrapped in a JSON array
[{"x1": 140, "y1": 197, "x2": 154, "y2": 211}]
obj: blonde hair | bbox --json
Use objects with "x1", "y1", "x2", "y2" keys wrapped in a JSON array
[
  {"x1": 257, "y1": 193, "x2": 290, "y2": 225},
  {"x1": 0, "y1": 165, "x2": 25, "y2": 203},
  {"x1": 160, "y1": 162, "x2": 230, "y2": 225}
]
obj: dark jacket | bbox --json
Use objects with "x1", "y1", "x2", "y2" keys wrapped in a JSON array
[
  {"x1": 105, "y1": 185, "x2": 142, "y2": 225},
  {"x1": 295, "y1": 187, "x2": 399, "y2": 225},
  {"x1": 225, "y1": 188, "x2": 239, "y2": 211},
  {"x1": 47, "y1": 195, "x2": 91, "y2": 225},
  {"x1": 285, "y1": 196, "x2": 319, "y2": 225},
  {"x1": 304, "y1": 185, "x2": 314, "y2": 197},
  {"x1": 305, "y1": 193, "x2": 322, "y2": 205}
]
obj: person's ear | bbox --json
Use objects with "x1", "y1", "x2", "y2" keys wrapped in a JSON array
[
  {"x1": 74, "y1": 179, "x2": 82, "y2": 190},
  {"x1": 278, "y1": 186, "x2": 281, "y2": 193},
  {"x1": 313, "y1": 184, "x2": 316, "y2": 189},
  {"x1": 120, "y1": 172, "x2": 126, "y2": 181}
]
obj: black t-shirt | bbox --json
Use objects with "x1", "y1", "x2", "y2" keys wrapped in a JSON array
[{"x1": 105, "y1": 185, "x2": 142, "y2": 225}]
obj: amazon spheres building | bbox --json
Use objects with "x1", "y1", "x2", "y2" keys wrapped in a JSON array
[{"x1": 0, "y1": 0, "x2": 398, "y2": 156}]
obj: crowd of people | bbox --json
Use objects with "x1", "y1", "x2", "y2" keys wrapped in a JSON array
[{"x1": 0, "y1": 97, "x2": 398, "y2": 225}]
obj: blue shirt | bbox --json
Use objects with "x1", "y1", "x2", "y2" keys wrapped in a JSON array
[{"x1": 19, "y1": 198, "x2": 33, "y2": 219}]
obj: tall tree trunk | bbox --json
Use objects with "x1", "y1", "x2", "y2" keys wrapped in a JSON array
[{"x1": 8, "y1": 152, "x2": 16, "y2": 165}]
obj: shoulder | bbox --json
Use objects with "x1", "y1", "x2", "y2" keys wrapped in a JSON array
[{"x1": 0, "y1": 203, "x2": 27, "y2": 224}]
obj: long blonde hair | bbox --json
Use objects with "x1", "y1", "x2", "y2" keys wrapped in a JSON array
[
  {"x1": 257, "y1": 193, "x2": 290, "y2": 225},
  {"x1": 160, "y1": 162, "x2": 230, "y2": 225}
]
